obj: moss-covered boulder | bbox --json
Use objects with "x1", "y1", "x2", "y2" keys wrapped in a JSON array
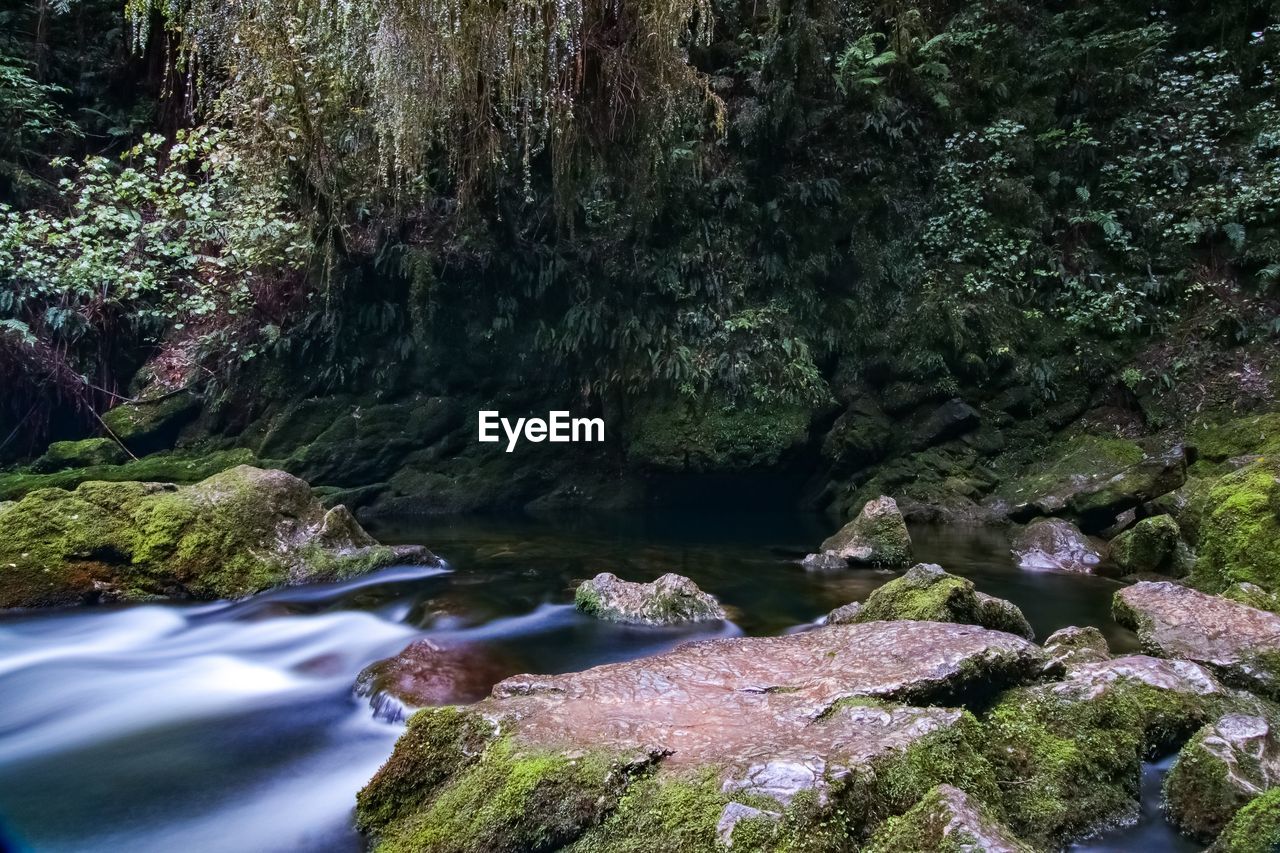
[
  {"x1": 574, "y1": 572, "x2": 726, "y2": 626},
  {"x1": 1011, "y1": 518, "x2": 1105, "y2": 573},
  {"x1": 1114, "y1": 582, "x2": 1280, "y2": 699},
  {"x1": 911, "y1": 398, "x2": 980, "y2": 450},
  {"x1": 0, "y1": 465, "x2": 435, "y2": 608},
  {"x1": 981, "y1": 654, "x2": 1237, "y2": 846},
  {"x1": 816, "y1": 495, "x2": 912, "y2": 566},
  {"x1": 30, "y1": 437, "x2": 128, "y2": 472},
  {"x1": 101, "y1": 390, "x2": 201, "y2": 453},
  {"x1": 1109, "y1": 514, "x2": 1192, "y2": 576},
  {"x1": 1191, "y1": 457, "x2": 1280, "y2": 593},
  {"x1": 864, "y1": 784, "x2": 1033, "y2": 853},
  {"x1": 1210, "y1": 787, "x2": 1280, "y2": 853},
  {"x1": 1190, "y1": 412, "x2": 1280, "y2": 475},
  {"x1": 357, "y1": 621, "x2": 1045, "y2": 851},
  {"x1": 1224, "y1": 582, "x2": 1280, "y2": 613},
  {"x1": 1065, "y1": 445, "x2": 1188, "y2": 531},
  {"x1": 849, "y1": 563, "x2": 1034, "y2": 640},
  {"x1": 626, "y1": 396, "x2": 813, "y2": 472},
  {"x1": 994, "y1": 434, "x2": 1145, "y2": 521},
  {"x1": 821, "y1": 398, "x2": 892, "y2": 476},
  {"x1": 1165, "y1": 714, "x2": 1280, "y2": 841},
  {"x1": 0, "y1": 447, "x2": 256, "y2": 501}
]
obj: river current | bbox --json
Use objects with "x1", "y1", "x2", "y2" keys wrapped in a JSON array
[{"x1": 0, "y1": 513, "x2": 1198, "y2": 851}]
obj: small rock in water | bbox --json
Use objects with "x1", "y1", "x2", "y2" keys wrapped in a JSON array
[
  {"x1": 354, "y1": 639, "x2": 510, "y2": 722},
  {"x1": 824, "y1": 601, "x2": 863, "y2": 625},
  {"x1": 802, "y1": 551, "x2": 847, "y2": 571},
  {"x1": 818, "y1": 495, "x2": 912, "y2": 566},
  {"x1": 574, "y1": 571, "x2": 725, "y2": 625},
  {"x1": 1012, "y1": 517, "x2": 1105, "y2": 573}
]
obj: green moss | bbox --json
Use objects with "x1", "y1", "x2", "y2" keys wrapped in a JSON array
[
  {"x1": 1190, "y1": 413, "x2": 1280, "y2": 467},
  {"x1": 1189, "y1": 458, "x2": 1280, "y2": 593},
  {"x1": 627, "y1": 396, "x2": 812, "y2": 472},
  {"x1": 1164, "y1": 721, "x2": 1260, "y2": 842},
  {"x1": 568, "y1": 769, "x2": 731, "y2": 853},
  {"x1": 1222, "y1": 583, "x2": 1280, "y2": 613},
  {"x1": 1211, "y1": 787, "x2": 1280, "y2": 853},
  {"x1": 997, "y1": 433, "x2": 1144, "y2": 506},
  {"x1": 858, "y1": 566, "x2": 980, "y2": 624},
  {"x1": 101, "y1": 391, "x2": 200, "y2": 449},
  {"x1": 573, "y1": 583, "x2": 604, "y2": 617},
  {"x1": 371, "y1": 734, "x2": 646, "y2": 853},
  {"x1": 0, "y1": 448, "x2": 256, "y2": 501},
  {"x1": 982, "y1": 676, "x2": 1210, "y2": 846},
  {"x1": 864, "y1": 785, "x2": 1027, "y2": 853},
  {"x1": 31, "y1": 438, "x2": 128, "y2": 472},
  {"x1": 1109, "y1": 515, "x2": 1188, "y2": 576}
]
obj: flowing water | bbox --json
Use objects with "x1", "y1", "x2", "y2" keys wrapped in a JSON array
[{"x1": 0, "y1": 513, "x2": 1199, "y2": 852}]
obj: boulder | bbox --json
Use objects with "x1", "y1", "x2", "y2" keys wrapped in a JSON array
[
  {"x1": 1012, "y1": 518, "x2": 1105, "y2": 573},
  {"x1": 30, "y1": 438, "x2": 128, "y2": 473},
  {"x1": 1191, "y1": 457, "x2": 1280, "y2": 593},
  {"x1": 354, "y1": 640, "x2": 512, "y2": 723},
  {"x1": 626, "y1": 396, "x2": 813, "y2": 472},
  {"x1": 912, "y1": 398, "x2": 981, "y2": 449},
  {"x1": 1209, "y1": 787, "x2": 1280, "y2": 853},
  {"x1": 818, "y1": 496, "x2": 913, "y2": 566},
  {"x1": 357, "y1": 622, "x2": 1045, "y2": 850},
  {"x1": 1041, "y1": 625, "x2": 1111, "y2": 672},
  {"x1": 821, "y1": 398, "x2": 893, "y2": 475},
  {"x1": 983, "y1": 653, "x2": 1237, "y2": 846},
  {"x1": 866, "y1": 784, "x2": 1034, "y2": 853},
  {"x1": 1224, "y1": 582, "x2": 1280, "y2": 613},
  {"x1": 824, "y1": 601, "x2": 863, "y2": 625},
  {"x1": 850, "y1": 563, "x2": 1034, "y2": 640},
  {"x1": 1108, "y1": 514, "x2": 1191, "y2": 576},
  {"x1": 0, "y1": 465, "x2": 435, "y2": 608},
  {"x1": 1065, "y1": 445, "x2": 1188, "y2": 531},
  {"x1": 1114, "y1": 582, "x2": 1280, "y2": 699},
  {"x1": 101, "y1": 390, "x2": 201, "y2": 453},
  {"x1": 1165, "y1": 714, "x2": 1280, "y2": 841},
  {"x1": 574, "y1": 572, "x2": 725, "y2": 625}
]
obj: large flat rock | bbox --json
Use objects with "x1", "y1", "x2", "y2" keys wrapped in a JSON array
[{"x1": 1114, "y1": 581, "x2": 1280, "y2": 698}]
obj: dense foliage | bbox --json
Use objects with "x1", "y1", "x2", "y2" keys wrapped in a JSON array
[{"x1": 2, "y1": 0, "x2": 1279, "y2": 451}]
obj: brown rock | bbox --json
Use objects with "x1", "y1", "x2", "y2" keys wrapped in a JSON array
[
  {"x1": 355, "y1": 639, "x2": 513, "y2": 722},
  {"x1": 1012, "y1": 518, "x2": 1105, "y2": 573}
]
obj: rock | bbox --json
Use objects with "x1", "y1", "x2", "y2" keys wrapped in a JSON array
[
  {"x1": 821, "y1": 399, "x2": 893, "y2": 475},
  {"x1": 626, "y1": 396, "x2": 814, "y2": 472},
  {"x1": 851, "y1": 563, "x2": 1034, "y2": 640},
  {"x1": 0, "y1": 465, "x2": 436, "y2": 608},
  {"x1": 30, "y1": 438, "x2": 128, "y2": 473},
  {"x1": 913, "y1": 398, "x2": 981, "y2": 449},
  {"x1": 354, "y1": 639, "x2": 512, "y2": 722},
  {"x1": 802, "y1": 551, "x2": 847, "y2": 571},
  {"x1": 101, "y1": 390, "x2": 201, "y2": 454},
  {"x1": 1065, "y1": 445, "x2": 1188, "y2": 531},
  {"x1": 1012, "y1": 518, "x2": 1105, "y2": 573},
  {"x1": 1224, "y1": 582, "x2": 1280, "y2": 613},
  {"x1": 819, "y1": 496, "x2": 912, "y2": 566},
  {"x1": 866, "y1": 784, "x2": 1034, "y2": 853},
  {"x1": 1042, "y1": 626, "x2": 1111, "y2": 671},
  {"x1": 824, "y1": 601, "x2": 863, "y2": 625},
  {"x1": 1109, "y1": 514, "x2": 1191, "y2": 576},
  {"x1": 357, "y1": 622, "x2": 1044, "y2": 850},
  {"x1": 1114, "y1": 581, "x2": 1280, "y2": 699},
  {"x1": 984, "y1": 653, "x2": 1236, "y2": 846},
  {"x1": 574, "y1": 572, "x2": 725, "y2": 625},
  {"x1": 0, "y1": 447, "x2": 257, "y2": 502},
  {"x1": 716, "y1": 802, "x2": 780, "y2": 848},
  {"x1": 1191, "y1": 457, "x2": 1280, "y2": 593},
  {"x1": 997, "y1": 434, "x2": 1145, "y2": 522},
  {"x1": 1165, "y1": 714, "x2": 1280, "y2": 841},
  {"x1": 1209, "y1": 787, "x2": 1280, "y2": 853}
]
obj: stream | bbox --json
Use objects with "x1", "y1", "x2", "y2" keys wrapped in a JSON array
[{"x1": 0, "y1": 513, "x2": 1199, "y2": 851}]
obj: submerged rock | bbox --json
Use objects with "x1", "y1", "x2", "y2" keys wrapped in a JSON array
[
  {"x1": 357, "y1": 621, "x2": 1044, "y2": 850},
  {"x1": 802, "y1": 551, "x2": 847, "y2": 571},
  {"x1": 0, "y1": 465, "x2": 435, "y2": 608},
  {"x1": 1011, "y1": 518, "x2": 1105, "y2": 573},
  {"x1": 1165, "y1": 714, "x2": 1280, "y2": 841},
  {"x1": 1109, "y1": 514, "x2": 1191, "y2": 576},
  {"x1": 865, "y1": 783, "x2": 1033, "y2": 853},
  {"x1": 574, "y1": 571, "x2": 725, "y2": 625},
  {"x1": 848, "y1": 563, "x2": 1034, "y2": 640},
  {"x1": 1041, "y1": 625, "x2": 1111, "y2": 671},
  {"x1": 354, "y1": 639, "x2": 511, "y2": 722},
  {"x1": 1114, "y1": 581, "x2": 1280, "y2": 699},
  {"x1": 817, "y1": 495, "x2": 912, "y2": 566}
]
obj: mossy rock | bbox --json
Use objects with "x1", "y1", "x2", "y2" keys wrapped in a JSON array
[
  {"x1": 852, "y1": 563, "x2": 1034, "y2": 640},
  {"x1": 1109, "y1": 515, "x2": 1191, "y2": 577},
  {"x1": 31, "y1": 438, "x2": 128, "y2": 473},
  {"x1": 996, "y1": 433, "x2": 1145, "y2": 517},
  {"x1": 0, "y1": 448, "x2": 256, "y2": 502},
  {"x1": 0, "y1": 465, "x2": 433, "y2": 607},
  {"x1": 818, "y1": 495, "x2": 913, "y2": 566},
  {"x1": 1190, "y1": 457, "x2": 1280, "y2": 593},
  {"x1": 574, "y1": 572, "x2": 725, "y2": 625},
  {"x1": 101, "y1": 391, "x2": 201, "y2": 453},
  {"x1": 1210, "y1": 787, "x2": 1280, "y2": 853},
  {"x1": 626, "y1": 396, "x2": 813, "y2": 472},
  {"x1": 1164, "y1": 714, "x2": 1280, "y2": 842},
  {"x1": 821, "y1": 398, "x2": 893, "y2": 475},
  {"x1": 864, "y1": 784, "x2": 1033, "y2": 853},
  {"x1": 1190, "y1": 412, "x2": 1280, "y2": 471}
]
